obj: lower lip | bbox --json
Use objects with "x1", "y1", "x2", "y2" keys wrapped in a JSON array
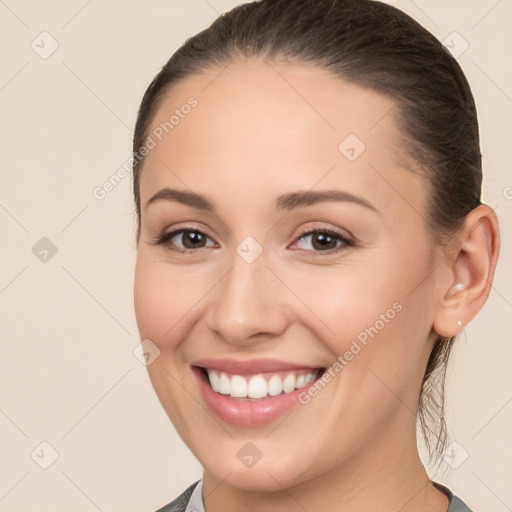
[{"x1": 193, "y1": 366, "x2": 318, "y2": 427}]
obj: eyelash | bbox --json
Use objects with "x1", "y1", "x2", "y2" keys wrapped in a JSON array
[{"x1": 151, "y1": 226, "x2": 354, "y2": 256}]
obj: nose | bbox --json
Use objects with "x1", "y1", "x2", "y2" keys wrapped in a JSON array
[{"x1": 204, "y1": 249, "x2": 291, "y2": 348}]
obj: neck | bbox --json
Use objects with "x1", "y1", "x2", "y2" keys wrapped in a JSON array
[{"x1": 201, "y1": 411, "x2": 450, "y2": 512}]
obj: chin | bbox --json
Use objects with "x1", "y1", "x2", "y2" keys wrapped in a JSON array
[
  {"x1": 197, "y1": 439, "x2": 317, "y2": 493},
  {"x1": 209, "y1": 464, "x2": 304, "y2": 493}
]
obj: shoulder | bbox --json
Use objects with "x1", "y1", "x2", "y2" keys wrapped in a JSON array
[
  {"x1": 433, "y1": 481, "x2": 474, "y2": 512},
  {"x1": 154, "y1": 481, "x2": 200, "y2": 512}
]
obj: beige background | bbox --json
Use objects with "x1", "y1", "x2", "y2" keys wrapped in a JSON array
[{"x1": 0, "y1": 1, "x2": 510, "y2": 511}]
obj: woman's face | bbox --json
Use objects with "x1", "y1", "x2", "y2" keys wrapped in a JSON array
[{"x1": 134, "y1": 59, "x2": 444, "y2": 490}]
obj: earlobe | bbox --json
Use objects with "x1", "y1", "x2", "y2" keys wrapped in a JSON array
[{"x1": 432, "y1": 204, "x2": 500, "y2": 337}]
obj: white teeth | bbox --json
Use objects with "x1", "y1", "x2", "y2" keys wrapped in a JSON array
[
  {"x1": 296, "y1": 374, "x2": 306, "y2": 388},
  {"x1": 230, "y1": 375, "x2": 247, "y2": 397},
  {"x1": 305, "y1": 372, "x2": 316, "y2": 384},
  {"x1": 209, "y1": 371, "x2": 220, "y2": 392},
  {"x1": 205, "y1": 369, "x2": 318, "y2": 399},
  {"x1": 267, "y1": 374, "x2": 283, "y2": 396},
  {"x1": 247, "y1": 375, "x2": 267, "y2": 399},
  {"x1": 282, "y1": 374, "x2": 296, "y2": 393},
  {"x1": 218, "y1": 373, "x2": 231, "y2": 394}
]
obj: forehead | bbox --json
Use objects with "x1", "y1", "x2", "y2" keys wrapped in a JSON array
[{"x1": 139, "y1": 59, "x2": 425, "y2": 218}]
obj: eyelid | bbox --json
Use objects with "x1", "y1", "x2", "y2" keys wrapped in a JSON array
[
  {"x1": 289, "y1": 219, "x2": 353, "y2": 241},
  {"x1": 155, "y1": 222, "x2": 216, "y2": 241}
]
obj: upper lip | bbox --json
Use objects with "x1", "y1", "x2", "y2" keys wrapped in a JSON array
[{"x1": 193, "y1": 358, "x2": 324, "y2": 375}]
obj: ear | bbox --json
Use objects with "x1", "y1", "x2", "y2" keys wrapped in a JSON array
[{"x1": 433, "y1": 204, "x2": 500, "y2": 337}]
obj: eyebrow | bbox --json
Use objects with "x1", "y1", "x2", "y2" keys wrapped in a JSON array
[
  {"x1": 275, "y1": 190, "x2": 379, "y2": 213},
  {"x1": 145, "y1": 187, "x2": 379, "y2": 214},
  {"x1": 146, "y1": 187, "x2": 214, "y2": 211}
]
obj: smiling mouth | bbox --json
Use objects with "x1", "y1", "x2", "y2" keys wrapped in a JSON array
[{"x1": 197, "y1": 367, "x2": 325, "y2": 400}]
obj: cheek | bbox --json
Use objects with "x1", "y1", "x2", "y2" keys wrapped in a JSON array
[
  {"x1": 134, "y1": 263, "x2": 168, "y2": 342},
  {"x1": 284, "y1": 251, "x2": 430, "y2": 395},
  {"x1": 285, "y1": 259, "x2": 405, "y2": 349},
  {"x1": 134, "y1": 255, "x2": 205, "y2": 441},
  {"x1": 134, "y1": 254, "x2": 207, "y2": 346}
]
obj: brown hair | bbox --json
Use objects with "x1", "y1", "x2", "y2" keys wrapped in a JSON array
[{"x1": 132, "y1": 0, "x2": 482, "y2": 462}]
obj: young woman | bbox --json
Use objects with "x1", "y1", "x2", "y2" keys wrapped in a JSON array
[{"x1": 132, "y1": 1, "x2": 500, "y2": 510}]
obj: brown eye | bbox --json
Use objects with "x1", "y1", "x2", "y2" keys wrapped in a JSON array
[
  {"x1": 292, "y1": 228, "x2": 354, "y2": 254},
  {"x1": 176, "y1": 230, "x2": 208, "y2": 249},
  {"x1": 152, "y1": 228, "x2": 216, "y2": 252},
  {"x1": 308, "y1": 232, "x2": 339, "y2": 251}
]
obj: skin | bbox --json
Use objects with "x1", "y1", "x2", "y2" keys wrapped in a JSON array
[{"x1": 134, "y1": 59, "x2": 500, "y2": 512}]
